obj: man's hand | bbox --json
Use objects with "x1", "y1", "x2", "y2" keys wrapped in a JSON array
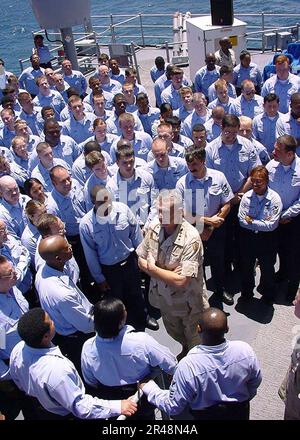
[
  {"x1": 209, "y1": 215, "x2": 225, "y2": 228},
  {"x1": 245, "y1": 215, "x2": 253, "y2": 224},
  {"x1": 279, "y1": 218, "x2": 292, "y2": 225},
  {"x1": 120, "y1": 398, "x2": 138, "y2": 417},
  {"x1": 97, "y1": 280, "x2": 110, "y2": 293},
  {"x1": 173, "y1": 265, "x2": 182, "y2": 275},
  {"x1": 138, "y1": 256, "x2": 148, "y2": 272}
]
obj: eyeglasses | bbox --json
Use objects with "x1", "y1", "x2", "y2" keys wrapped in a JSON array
[
  {"x1": 0, "y1": 227, "x2": 7, "y2": 234},
  {"x1": 244, "y1": 90, "x2": 255, "y2": 96}
]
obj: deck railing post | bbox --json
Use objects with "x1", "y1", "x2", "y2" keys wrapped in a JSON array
[
  {"x1": 165, "y1": 41, "x2": 170, "y2": 63},
  {"x1": 110, "y1": 15, "x2": 116, "y2": 43},
  {"x1": 131, "y1": 41, "x2": 141, "y2": 84},
  {"x1": 139, "y1": 13, "x2": 145, "y2": 47}
]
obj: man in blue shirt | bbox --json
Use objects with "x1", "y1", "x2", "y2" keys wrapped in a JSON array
[
  {"x1": 79, "y1": 185, "x2": 148, "y2": 331},
  {"x1": 140, "y1": 308, "x2": 262, "y2": 419},
  {"x1": 18, "y1": 54, "x2": 45, "y2": 98},
  {"x1": 33, "y1": 76, "x2": 65, "y2": 121},
  {"x1": 233, "y1": 50, "x2": 262, "y2": 96},
  {"x1": 0, "y1": 176, "x2": 30, "y2": 238},
  {"x1": 9, "y1": 307, "x2": 137, "y2": 419},
  {"x1": 266, "y1": 134, "x2": 300, "y2": 303},
  {"x1": 206, "y1": 115, "x2": 261, "y2": 301},
  {"x1": 253, "y1": 93, "x2": 283, "y2": 155},
  {"x1": 176, "y1": 146, "x2": 234, "y2": 307},
  {"x1": 261, "y1": 55, "x2": 300, "y2": 114},
  {"x1": 145, "y1": 138, "x2": 188, "y2": 190},
  {"x1": 81, "y1": 297, "x2": 177, "y2": 419},
  {"x1": 238, "y1": 166, "x2": 282, "y2": 303},
  {"x1": 150, "y1": 56, "x2": 166, "y2": 83},
  {"x1": 276, "y1": 92, "x2": 300, "y2": 147},
  {"x1": 0, "y1": 255, "x2": 28, "y2": 419},
  {"x1": 61, "y1": 96, "x2": 96, "y2": 144},
  {"x1": 61, "y1": 59, "x2": 87, "y2": 98},
  {"x1": 194, "y1": 53, "x2": 220, "y2": 99},
  {"x1": 35, "y1": 235, "x2": 95, "y2": 374}
]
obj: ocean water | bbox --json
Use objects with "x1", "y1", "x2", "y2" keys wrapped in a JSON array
[{"x1": 0, "y1": 0, "x2": 299, "y2": 73}]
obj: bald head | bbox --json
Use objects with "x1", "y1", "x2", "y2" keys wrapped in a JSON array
[
  {"x1": 0, "y1": 176, "x2": 19, "y2": 205},
  {"x1": 198, "y1": 308, "x2": 228, "y2": 343},
  {"x1": 38, "y1": 235, "x2": 72, "y2": 266}
]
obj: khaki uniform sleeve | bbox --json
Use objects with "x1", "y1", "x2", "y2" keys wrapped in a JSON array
[
  {"x1": 136, "y1": 231, "x2": 150, "y2": 259},
  {"x1": 180, "y1": 238, "x2": 203, "y2": 278}
]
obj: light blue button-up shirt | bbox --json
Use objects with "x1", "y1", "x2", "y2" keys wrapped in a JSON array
[
  {"x1": 182, "y1": 110, "x2": 212, "y2": 139},
  {"x1": 173, "y1": 106, "x2": 193, "y2": 123},
  {"x1": 81, "y1": 325, "x2": 177, "y2": 387},
  {"x1": 0, "y1": 287, "x2": 28, "y2": 380},
  {"x1": 18, "y1": 67, "x2": 45, "y2": 96},
  {"x1": 35, "y1": 263, "x2": 94, "y2": 335},
  {"x1": 276, "y1": 111, "x2": 300, "y2": 145},
  {"x1": 83, "y1": 172, "x2": 112, "y2": 212},
  {"x1": 61, "y1": 112, "x2": 97, "y2": 144},
  {"x1": 63, "y1": 70, "x2": 87, "y2": 96},
  {"x1": 78, "y1": 134, "x2": 117, "y2": 157},
  {"x1": 10, "y1": 341, "x2": 121, "y2": 418},
  {"x1": 79, "y1": 202, "x2": 142, "y2": 283},
  {"x1": 47, "y1": 181, "x2": 86, "y2": 236},
  {"x1": 238, "y1": 187, "x2": 282, "y2": 232},
  {"x1": 33, "y1": 90, "x2": 66, "y2": 120},
  {"x1": 19, "y1": 108, "x2": 43, "y2": 136},
  {"x1": 0, "y1": 195, "x2": 30, "y2": 238},
  {"x1": 154, "y1": 74, "x2": 171, "y2": 107},
  {"x1": 133, "y1": 108, "x2": 160, "y2": 137},
  {"x1": 0, "y1": 235, "x2": 32, "y2": 294},
  {"x1": 233, "y1": 62, "x2": 263, "y2": 88},
  {"x1": 31, "y1": 158, "x2": 71, "y2": 192},
  {"x1": 150, "y1": 66, "x2": 166, "y2": 83},
  {"x1": 71, "y1": 147, "x2": 113, "y2": 187},
  {"x1": 261, "y1": 73, "x2": 300, "y2": 114},
  {"x1": 83, "y1": 91, "x2": 114, "y2": 111},
  {"x1": 176, "y1": 168, "x2": 234, "y2": 217},
  {"x1": 105, "y1": 112, "x2": 143, "y2": 136},
  {"x1": 194, "y1": 66, "x2": 220, "y2": 97},
  {"x1": 106, "y1": 167, "x2": 158, "y2": 225},
  {"x1": 161, "y1": 84, "x2": 182, "y2": 110},
  {"x1": 252, "y1": 112, "x2": 283, "y2": 154},
  {"x1": 144, "y1": 156, "x2": 188, "y2": 190},
  {"x1": 60, "y1": 102, "x2": 94, "y2": 122},
  {"x1": 110, "y1": 131, "x2": 152, "y2": 163},
  {"x1": 266, "y1": 156, "x2": 300, "y2": 219},
  {"x1": 208, "y1": 97, "x2": 238, "y2": 115},
  {"x1": 0, "y1": 126, "x2": 15, "y2": 148},
  {"x1": 233, "y1": 94, "x2": 264, "y2": 119},
  {"x1": 21, "y1": 221, "x2": 40, "y2": 266},
  {"x1": 204, "y1": 118, "x2": 222, "y2": 143},
  {"x1": 142, "y1": 340, "x2": 262, "y2": 415},
  {"x1": 208, "y1": 82, "x2": 237, "y2": 103},
  {"x1": 28, "y1": 135, "x2": 80, "y2": 173},
  {"x1": 206, "y1": 135, "x2": 261, "y2": 193}
]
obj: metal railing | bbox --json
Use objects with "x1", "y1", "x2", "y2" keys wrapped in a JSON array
[{"x1": 18, "y1": 12, "x2": 300, "y2": 73}]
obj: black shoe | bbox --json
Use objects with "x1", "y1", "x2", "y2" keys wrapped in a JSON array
[
  {"x1": 145, "y1": 316, "x2": 159, "y2": 331},
  {"x1": 222, "y1": 291, "x2": 234, "y2": 306},
  {"x1": 261, "y1": 296, "x2": 274, "y2": 305}
]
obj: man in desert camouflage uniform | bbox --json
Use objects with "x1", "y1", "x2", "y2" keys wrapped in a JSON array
[{"x1": 137, "y1": 189, "x2": 209, "y2": 359}]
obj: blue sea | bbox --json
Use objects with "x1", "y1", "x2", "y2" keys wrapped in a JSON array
[{"x1": 0, "y1": 0, "x2": 299, "y2": 73}]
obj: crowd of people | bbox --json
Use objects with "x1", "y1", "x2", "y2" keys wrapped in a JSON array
[{"x1": 0, "y1": 35, "x2": 299, "y2": 421}]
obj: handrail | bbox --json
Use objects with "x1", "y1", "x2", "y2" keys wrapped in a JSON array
[{"x1": 19, "y1": 12, "x2": 300, "y2": 72}]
